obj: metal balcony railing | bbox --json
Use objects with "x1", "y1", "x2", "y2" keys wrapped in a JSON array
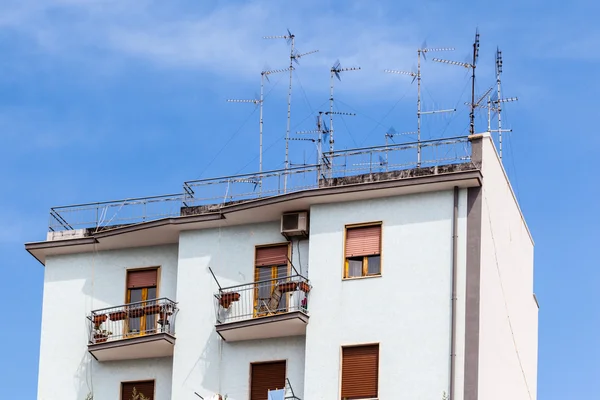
[
  {"x1": 88, "y1": 298, "x2": 178, "y2": 344},
  {"x1": 214, "y1": 275, "x2": 311, "y2": 324}
]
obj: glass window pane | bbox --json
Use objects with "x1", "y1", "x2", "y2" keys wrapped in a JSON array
[
  {"x1": 147, "y1": 287, "x2": 157, "y2": 301},
  {"x1": 129, "y1": 288, "x2": 143, "y2": 303},
  {"x1": 367, "y1": 255, "x2": 381, "y2": 275},
  {"x1": 347, "y1": 258, "x2": 363, "y2": 277}
]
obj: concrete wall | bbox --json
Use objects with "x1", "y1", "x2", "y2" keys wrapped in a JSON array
[
  {"x1": 303, "y1": 191, "x2": 468, "y2": 400},
  {"x1": 478, "y1": 135, "x2": 538, "y2": 400},
  {"x1": 38, "y1": 245, "x2": 178, "y2": 400},
  {"x1": 172, "y1": 221, "x2": 308, "y2": 400}
]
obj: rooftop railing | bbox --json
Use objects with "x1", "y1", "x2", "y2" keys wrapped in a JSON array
[{"x1": 48, "y1": 136, "x2": 472, "y2": 232}]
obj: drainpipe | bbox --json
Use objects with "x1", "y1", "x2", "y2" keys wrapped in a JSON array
[{"x1": 450, "y1": 186, "x2": 459, "y2": 399}]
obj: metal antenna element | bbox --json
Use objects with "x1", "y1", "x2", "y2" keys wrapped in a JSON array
[
  {"x1": 385, "y1": 44, "x2": 455, "y2": 167},
  {"x1": 296, "y1": 111, "x2": 332, "y2": 178},
  {"x1": 433, "y1": 29, "x2": 480, "y2": 135},
  {"x1": 329, "y1": 60, "x2": 360, "y2": 176},
  {"x1": 492, "y1": 47, "x2": 518, "y2": 160},
  {"x1": 227, "y1": 67, "x2": 288, "y2": 195},
  {"x1": 264, "y1": 30, "x2": 318, "y2": 192}
]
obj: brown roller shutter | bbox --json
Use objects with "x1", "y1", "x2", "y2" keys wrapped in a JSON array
[
  {"x1": 345, "y1": 225, "x2": 381, "y2": 258},
  {"x1": 121, "y1": 380, "x2": 155, "y2": 400},
  {"x1": 341, "y1": 344, "x2": 379, "y2": 399},
  {"x1": 250, "y1": 361, "x2": 286, "y2": 400},
  {"x1": 255, "y1": 245, "x2": 289, "y2": 267},
  {"x1": 127, "y1": 269, "x2": 158, "y2": 289}
]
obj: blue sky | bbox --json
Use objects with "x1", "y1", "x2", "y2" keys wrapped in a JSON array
[{"x1": 1, "y1": 0, "x2": 598, "y2": 398}]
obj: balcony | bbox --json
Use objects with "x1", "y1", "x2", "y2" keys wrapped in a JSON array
[
  {"x1": 87, "y1": 298, "x2": 178, "y2": 362},
  {"x1": 214, "y1": 275, "x2": 311, "y2": 342}
]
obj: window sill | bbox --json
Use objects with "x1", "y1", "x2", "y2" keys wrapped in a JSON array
[{"x1": 342, "y1": 274, "x2": 382, "y2": 281}]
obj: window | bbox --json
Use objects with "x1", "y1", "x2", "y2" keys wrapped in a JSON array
[
  {"x1": 121, "y1": 380, "x2": 155, "y2": 400},
  {"x1": 341, "y1": 344, "x2": 379, "y2": 399},
  {"x1": 126, "y1": 268, "x2": 159, "y2": 336},
  {"x1": 250, "y1": 360, "x2": 286, "y2": 400},
  {"x1": 344, "y1": 224, "x2": 382, "y2": 278},
  {"x1": 254, "y1": 244, "x2": 290, "y2": 316}
]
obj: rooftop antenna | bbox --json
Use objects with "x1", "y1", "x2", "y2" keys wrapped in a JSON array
[
  {"x1": 329, "y1": 60, "x2": 360, "y2": 176},
  {"x1": 297, "y1": 112, "x2": 330, "y2": 177},
  {"x1": 493, "y1": 47, "x2": 518, "y2": 160},
  {"x1": 384, "y1": 126, "x2": 416, "y2": 171},
  {"x1": 385, "y1": 43, "x2": 455, "y2": 167},
  {"x1": 264, "y1": 30, "x2": 318, "y2": 192},
  {"x1": 433, "y1": 29, "x2": 480, "y2": 135},
  {"x1": 227, "y1": 67, "x2": 288, "y2": 195}
]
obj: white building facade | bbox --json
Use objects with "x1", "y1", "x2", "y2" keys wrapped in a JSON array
[{"x1": 26, "y1": 133, "x2": 538, "y2": 400}]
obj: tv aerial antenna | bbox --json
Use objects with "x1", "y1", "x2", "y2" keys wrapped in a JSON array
[
  {"x1": 227, "y1": 67, "x2": 288, "y2": 195},
  {"x1": 433, "y1": 29, "x2": 480, "y2": 135},
  {"x1": 264, "y1": 30, "x2": 318, "y2": 192},
  {"x1": 384, "y1": 126, "x2": 415, "y2": 171},
  {"x1": 296, "y1": 112, "x2": 330, "y2": 178},
  {"x1": 492, "y1": 48, "x2": 518, "y2": 160},
  {"x1": 385, "y1": 43, "x2": 455, "y2": 167},
  {"x1": 328, "y1": 60, "x2": 360, "y2": 176}
]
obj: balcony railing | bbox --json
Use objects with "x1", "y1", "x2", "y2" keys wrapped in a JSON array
[
  {"x1": 214, "y1": 275, "x2": 311, "y2": 341},
  {"x1": 215, "y1": 275, "x2": 310, "y2": 324},
  {"x1": 88, "y1": 298, "x2": 178, "y2": 344}
]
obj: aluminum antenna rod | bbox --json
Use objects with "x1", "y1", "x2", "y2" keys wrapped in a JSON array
[
  {"x1": 433, "y1": 29, "x2": 480, "y2": 135},
  {"x1": 493, "y1": 48, "x2": 518, "y2": 160},
  {"x1": 385, "y1": 44, "x2": 454, "y2": 167},
  {"x1": 330, "y1": 61, "x2": 360, "y2": 152},
  {"x1": 227, "y1": 67, "x2": 288, "y2": 195},
  {"x1": 264, "y1": 31, "x2": 318, "y2": 192}
]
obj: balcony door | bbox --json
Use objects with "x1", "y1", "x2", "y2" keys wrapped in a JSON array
[
  {"x1": 126, "y1": 268, "x2": 158, "y2": 337},
  {"x1": 254, "y1": 245, "x2": 289, "y2": 317}
]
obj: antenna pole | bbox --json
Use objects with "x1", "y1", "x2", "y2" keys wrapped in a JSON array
[
  {"x1": 487, "y1": 96, "x2": 491, "y2": 133},
  {"x1": 470, "y1": 30, "x2": 480, "y2": 135},
  {"x1": 259, "y1": 72, "x2": 265, "y2": 194},
  {"x1": 496, "y1": 48, "x2": 503, "y2": 159},
  {"x1": 417, "y1": 49, "x2": 422, "y2": 166},
  {"x1": 284, "y1": 34, "x2": 295, "y2": 193},
  {"x1": 329, "y1": 68, "x2": 335, "y2": 155}
]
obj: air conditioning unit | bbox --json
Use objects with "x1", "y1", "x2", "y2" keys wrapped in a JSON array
[{"x1": 281, "y1": 211, "x2": 309, "y2": 238}]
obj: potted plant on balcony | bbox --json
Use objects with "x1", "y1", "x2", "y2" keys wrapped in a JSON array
[
  {"x1": 219, "y1": 292, "x2": 241, "y2": 309},
  {"x1": 93, "y1": 329, "x2": 112, "y2": 343},
  {"x1": 92, "y1": 314, "x2": 107, "y2": 328},
  {"x1": 298, "y1": 281, "x2": 311, "y2": 293},
  {"x1": 277, "y1": 281, "x2": 297, "y2": 293},
  {"x1": 128, "y1": 306, "x2": 145, "y2": 318},
  {"x1": 144, "y1": 303, "x2": 161, "y2": 315},
  {"x1": 158, "y1": 303, "x2": 175, "y2": 325},
  {"x1": 109, "y1": 310, "x2": 127, "y2": 321}
]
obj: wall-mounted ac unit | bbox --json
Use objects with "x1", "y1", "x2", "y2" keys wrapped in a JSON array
[{"x1": 281, "y1": 211, "x2": 309, "y2": 238}]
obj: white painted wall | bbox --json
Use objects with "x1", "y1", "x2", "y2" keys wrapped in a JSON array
[
  {"x1": 38, "y1": 245, "x2": 178, "y2": 400},
  {"x1": 172, "y1": 221, "x2": 308, "y2": 400},
  {"x1": 478, "y1": 135, "x2": 538, "y2": 400},
  {"x1": 303, "y1": 191, "x2": 467, "y2": 400}
]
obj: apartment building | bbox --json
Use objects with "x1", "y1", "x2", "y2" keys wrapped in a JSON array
[{"x1": 25, "y1": 133, "x2": 538, "y2": 400}]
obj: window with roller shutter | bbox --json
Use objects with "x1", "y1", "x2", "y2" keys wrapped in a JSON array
[
  {"x1": 121, "y1": 380, "x2": 155, "y2": 400},
  {"x1": 250, "y1": 360, "x2": 286, "y2": 400},
  {"x1": 341, "y1": 344, "x2": 379, "y2": 399},
  {"x1": 344, "y1": 224, "x2": 382, "y2": 278}
]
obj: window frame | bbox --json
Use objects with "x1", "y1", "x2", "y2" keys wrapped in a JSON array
[
  {"x1": 339, "y1": 343, "x2": 380, "y2": 400},
  {"x1": 254, "y1": 243, "x2": 291, "y2": 317},
  {"x1": 120, "y1": 379, "x2": 155, "y2": 400},
  {"x1": 343, "y1": 222, "x2": 382, "y2": 280},
  {"x1": 249, "y1": 359, "x2": 287, "y2": 400},
  {"x1": 124, "y1": 267, "x2": 161, "y2": 337}
]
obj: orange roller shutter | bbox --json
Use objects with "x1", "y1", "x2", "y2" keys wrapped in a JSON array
[
  {"x1": 345, "y1": 225, "x2": 381, "y2": 258},
  {"x1": 341, "y1": 344, "x2": 379, "y2": 399},
  {"x1": 255, "y1": 245, "x2": 289, "y2": 266},
  {"x1": 127, "y1": 269, "x2": 158, "y2": 289},
  {"x1": 250, "y1": 361, "x2": 286, "y2": 400}
]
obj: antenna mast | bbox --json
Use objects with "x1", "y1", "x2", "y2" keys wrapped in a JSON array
[
  {"x1": 264, "y1": 30, "x2": 317, "y2": 192},
  {"x1": 433, "y1": 29, "x2": 480, "y2": 135},
  {"x1": 385, "y1": 43, "x2": 455, "y2": 167},
  {"x1": 227, "y1": 67, "x2": 287, "y2": 195},
  {"x1": 493, "y1": 47, "x2": 518, "y2": 160},
  {"x1": 328, "y1": 60, "x2": 360, "y2": 175}
]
